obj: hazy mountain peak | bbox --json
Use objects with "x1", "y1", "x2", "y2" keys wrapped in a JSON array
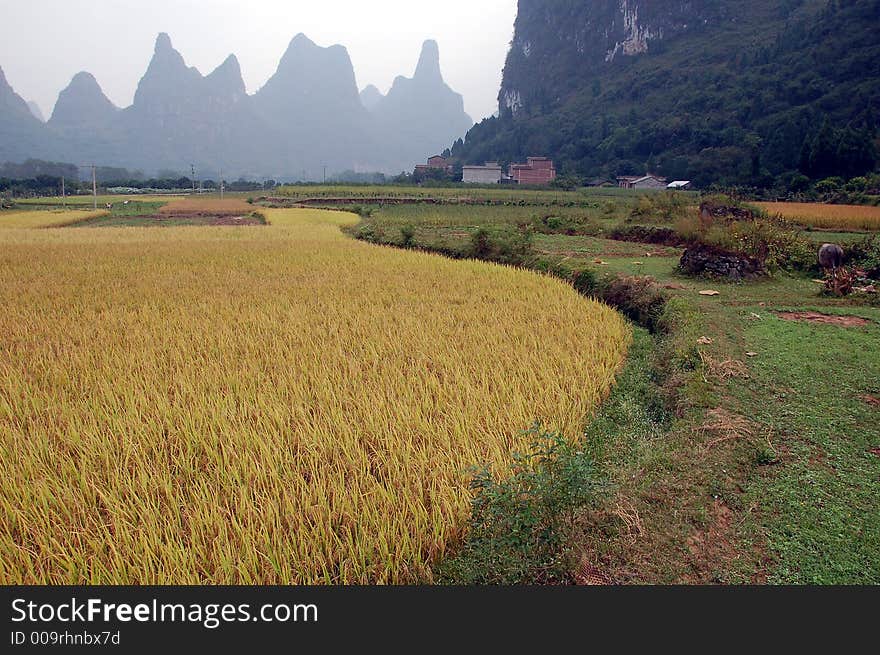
[
  {"x1": 372, "y1": 39, "x2": 472, "y2": 169},
  {"x1": 155, "y1": 32, "x2": 174, "y2": 54},
  {"x1": 50, "y1": 70, "x2": 118, "y2": 126},
  {"x1": 134, "y1": 32, "x2": 203, "y2": 108},
  {"x1": 290, "y1": 32, "x2": 314, "y2": 47},
  {"x1": 360, "y1": 84, "x2": 384, "y2": 111},
  {"x1": 414, "y1": 40, "x2": 442, "y2": 81},
  {"x1": 69, "y1": 71, "x2": 103, "y2": 92},
  {"x1": 206, "y1": 54, "x2": 246, "y2": 97},
  {"x1": 262, "y1": 32, "x2": 358, "y2": 100}
]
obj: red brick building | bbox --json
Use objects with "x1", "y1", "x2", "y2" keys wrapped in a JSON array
[
  {"x1": 415, "y1": 155, "x2": 453, "y2": 175},
  {"x1": 508, "y1": 157, "x2": 556, "y2": 185}
]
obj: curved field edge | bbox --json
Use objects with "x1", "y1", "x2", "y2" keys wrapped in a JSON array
[
  {"x1": 0, "y1": 209, "x2": 110, "y2": 229},
  {"x1": 0, "y1": 208, "x2": 629, "y2": 584}
]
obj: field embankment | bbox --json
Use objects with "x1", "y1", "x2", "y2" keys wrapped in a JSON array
[{"x1": 0, "y1": 208, "x2": 628, "y2": 584}]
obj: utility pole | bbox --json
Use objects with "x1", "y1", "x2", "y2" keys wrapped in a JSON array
[
  {"x1": 91, "y1": 165, "x2": 97, "y2": 210},
  {"x1": 191, "y1": 164, "x2": 196, "y2": 194},
  {"x1": 219, "y1": 169, "x2": 224, "y2": 200},
  {"x1": 323, "y1": 165, "x2": 327, "y2": 184}
]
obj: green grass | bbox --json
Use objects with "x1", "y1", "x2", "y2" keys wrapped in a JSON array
[
  {"x1": 800, "y1": 230, "x2": 873, "y2": 244},
  {"x1": 732, "y1": 312, "x2": 880, "y2": 584},
  {"x1": 273, "y1": 184, "x2": 661, "y2": 206}
]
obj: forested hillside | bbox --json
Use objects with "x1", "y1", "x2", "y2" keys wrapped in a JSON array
[{"x1": 452, "y1": 0, "x2": 880, "y2": 188}]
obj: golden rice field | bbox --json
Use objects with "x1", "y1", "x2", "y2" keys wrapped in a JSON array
[
  {"x1": 756, "y1": 202, "x2": 880, "y2": 231},
  {"x1": 0, "y1": 209, "x2": 109, "y2": 228},
  {"x1": 0, "y1": 208, "x2": 629, "y2": 584}
]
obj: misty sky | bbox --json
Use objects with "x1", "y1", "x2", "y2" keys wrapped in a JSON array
[{"x1": 0, "y1": 0, "x2": 517, "y2": 122}]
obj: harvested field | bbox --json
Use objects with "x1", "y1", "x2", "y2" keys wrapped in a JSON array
[
  {"x1": 776, "y1": 311, "x2": 871, "y2": 327},
  {"x1": 0, "y1": 208, "x2": 629, "y2": 584},
  {"x1": 159, "y1": 197, "x2": 255, "y2": 215},
  {"x1": 756, "y1": 202, "x2": 880, "y2": 231}
]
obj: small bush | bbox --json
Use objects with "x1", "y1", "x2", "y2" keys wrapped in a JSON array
[
  {"x1": 572, "y1": 269, "x2": 601, "y2": 297},
  {"x1": 354, "y1": 222, "x2": 385, "y2": 244},
  {"x1": 469, "y1": 228, "x2": 493, "y2": 258},
  {"x1": 438, "y1": 425, "x2": 605, "y2": 585},
  {"x1": 467, "y1": 226, "x2": 535, "y2": 266},
  {"x1": 630, "y1": 192, "x2": 690, "y2": 223}
]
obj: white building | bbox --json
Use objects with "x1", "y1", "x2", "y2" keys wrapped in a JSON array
[
  {"x1": 667, "y1": 180, "x2": 693, "y2": 190},
  {"x1": 462, "y1": 162, "x2": 503, "y2": 185}
]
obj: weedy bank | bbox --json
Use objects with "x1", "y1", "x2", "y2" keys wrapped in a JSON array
[{"x1": 0, "y1": 208, "x2": 628, "y2": 584}]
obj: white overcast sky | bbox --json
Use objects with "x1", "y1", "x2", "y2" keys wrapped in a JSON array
[{"x1": 0, "y1": 0, "x2": 517, "y2": 122}]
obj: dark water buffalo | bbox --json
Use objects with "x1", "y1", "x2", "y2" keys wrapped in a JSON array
[{"x1": 819, "y1": 243, "x2": 844, "y2": 271}]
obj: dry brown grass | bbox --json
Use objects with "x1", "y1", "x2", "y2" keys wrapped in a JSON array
[
  {"x1": 756, "y1": 202, "x2": 880, "y2": 231},
  {"x1": 159, "y1": 197, "x2": 254, "y2": 215}
]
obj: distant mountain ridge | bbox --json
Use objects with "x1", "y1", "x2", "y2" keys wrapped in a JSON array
[
  {"x1": 451, "y1": 0, "x2": 880, "y2": 187},
  {"x1": 0, "y1": 33, "x2": 474, "y2": 177}
]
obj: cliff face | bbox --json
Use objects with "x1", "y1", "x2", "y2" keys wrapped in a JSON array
[
  {"x1": 499, "y1": 0, "x2": 722, "y2": 117},
  {"x1": 453, "y1": 0, "x2": 880, "y2": 187}
]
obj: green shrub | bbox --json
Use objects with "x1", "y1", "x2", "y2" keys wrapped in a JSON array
[
  {"x1": 438, "y1": 425, "x2": 605, "y2": 585},
  {"x1": 467, "y1": 226, "x2": 535, "y2": 266},
  {"x1": 534, "y1": 212, "x2": 601, "y2": 236},
  {"x1": 469, "y1": 228, "x2": 493, "y2": 258},
  {"x1": 399, "y1": 224, "x2": 416, "y2": 248},
  {"x1": 630, "y1": 192, "x2": 691, "y2": 223},
  {"x1": 354, "y1": 222, "x2": 385, "y2": 243},
  {"x1": 721, "y1": 220, "x2": 816, "y2": 272},
  {"x1": 572, "y1": 268, "x2": 601, "y2": 297}
]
